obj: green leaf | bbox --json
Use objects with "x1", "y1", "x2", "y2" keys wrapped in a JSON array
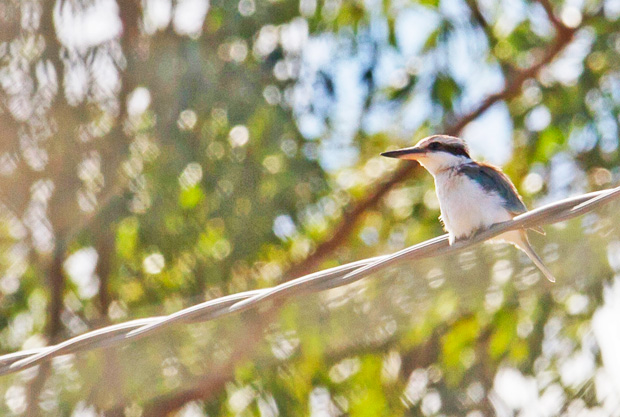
[
  {"x1": 489, "y1": 310, "x2": 517, "y2": 360},
  {"x1": 534, "y1": 126, "x2": 564, "y2": 161},
  {"x1": 423, "y1": 27, "x2": 441, "y2": 52},
  {"x1": 431, "y1": 75, "x2": 460, "y2": 110},
  {"x1": 179, "y1": 186, "x2": 205, "y2": 209},
  {"x1": 419, "y1": 0, "x2": 440, "y2": 7},
  {"x1": 116, "y1": 217, "x2": 139, "y2": 259},
  {"x1": 441, "y1": 315, "x2": 479, "y2": 385}
]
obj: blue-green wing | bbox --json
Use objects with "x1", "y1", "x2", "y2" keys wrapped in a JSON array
[{"x1": 458, "y1": 162, "x2": 527, "y2": 215}]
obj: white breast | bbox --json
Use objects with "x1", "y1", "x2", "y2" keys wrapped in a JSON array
[{"x1": 434, "y1": 170, "x2": 513, "y2": 244}]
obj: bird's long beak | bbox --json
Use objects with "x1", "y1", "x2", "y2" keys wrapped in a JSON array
[{"x1": 380, "y1": 147, "x2": 426, "y2": 160}]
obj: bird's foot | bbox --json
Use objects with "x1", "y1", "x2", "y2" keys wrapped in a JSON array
[
  {"x1": 452, "y1": 232, "x2": 475, "y2": 245},
  {"x1": 451, "y1": 229, "x2": 487, "y2": 245}
]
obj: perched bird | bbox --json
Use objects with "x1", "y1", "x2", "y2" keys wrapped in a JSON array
[{"x1": 381, "y1": 134, "x2": 556, "y2": 282}]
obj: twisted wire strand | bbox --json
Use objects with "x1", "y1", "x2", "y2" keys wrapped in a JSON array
[{"x1": 1, "y1": 186, "x2": 618, "y2": 376}]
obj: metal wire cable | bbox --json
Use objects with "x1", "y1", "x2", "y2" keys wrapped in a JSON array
[{"x1": 1, "y1": 186, "x2": 619, "y2": 376}]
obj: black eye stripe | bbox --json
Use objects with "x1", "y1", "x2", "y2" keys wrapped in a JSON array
[{"x1": 428, "y1": 142, "x2": 469, "y2": 158}]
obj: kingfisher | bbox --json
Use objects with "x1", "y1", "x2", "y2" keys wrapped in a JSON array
[{"x1": 381, "y1": 134, "x2": 556, "y2": 282}]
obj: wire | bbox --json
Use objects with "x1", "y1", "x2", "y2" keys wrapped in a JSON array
[{"x1": 1, "y1": 186, "x2": 618, "y2": 376}]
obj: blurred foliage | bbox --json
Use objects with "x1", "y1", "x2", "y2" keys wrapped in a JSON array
[{"x1": 0, "y1": 0, "x2": 619, "y2": 415}]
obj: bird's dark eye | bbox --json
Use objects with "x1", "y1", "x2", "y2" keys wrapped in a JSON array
[{"x1": 429, "y1": 142, "x2": 440, "y2": 150}]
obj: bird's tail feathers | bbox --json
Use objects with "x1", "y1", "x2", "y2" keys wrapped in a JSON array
[{"x1": 516, "y1": 232, "x2": 556, "y2": 283}]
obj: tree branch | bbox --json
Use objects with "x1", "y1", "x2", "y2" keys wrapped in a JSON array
[
  {"x1": 24, "y1": 0, "x2": 69, "y2": 411},
  {"x1": 464, "y1": 0, "x2": 494, "y2": 42},
  {"x1": 535, "y1": 0, "x2": 570, "y2": 33},
  {"x1": 25, "y1": 241, "x2": 66, "y2": 416},
  {"x1": 23, "y1": 0, "x2": 142, "y2": 413}
]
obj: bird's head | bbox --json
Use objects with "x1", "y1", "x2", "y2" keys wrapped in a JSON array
[{"x1": 381, "y1": 135, "x2": 471, "y2": 175}]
